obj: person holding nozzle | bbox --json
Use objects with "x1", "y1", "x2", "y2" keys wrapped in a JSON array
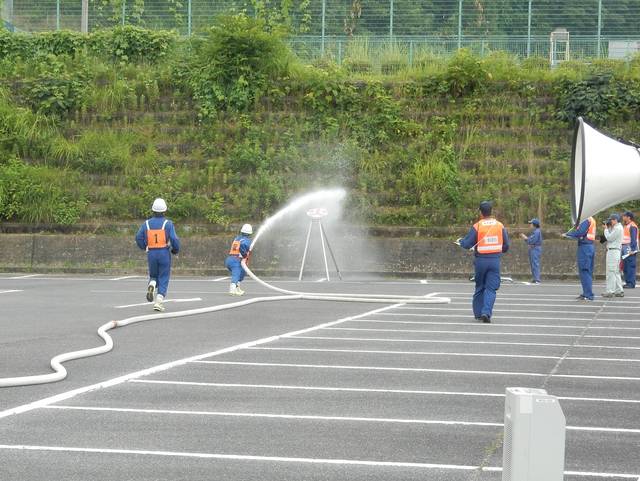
[
  {"x1": 225, "y1": 224, "x2": 253, "y2": 296},
  {"x1": 458, "y1": 201, "x2": 510, "y2": 323},
  {"x1": 135, "y1": 198, "x2": 181, "y2": 312},
  {"x1": 621, "y1": 211, "x2": 638, "y2": 288},
  {"x1": 563, "y1": 216, "x2": 596, "y2": 301},
  {"x1": 601, "y1": 213, "x2": 624, "y2": 298},
  {"x1": 520, "y1": 218, "x2": 542, "y2": 284}
]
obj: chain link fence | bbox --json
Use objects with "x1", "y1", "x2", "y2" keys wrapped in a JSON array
[{"x1": 2, "y1": 1, "x2": 640, "y2": 62}]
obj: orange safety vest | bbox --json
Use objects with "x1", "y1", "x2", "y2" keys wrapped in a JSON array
[
  {"x1": 146, "y1": 220, "x2": 168, "y2": 249},
  {"x1": 473, "y1": 218, "x2": 504, "y2": 254},
  {"x1": 622, "y1": 221, "x2": 638, "y2": 245},
  {"x1": 229, "y1": 239, "x2": 241, "y2": 256},
  {"x1": 586, "y1": 217, "x2": 596, "y2": 241}
]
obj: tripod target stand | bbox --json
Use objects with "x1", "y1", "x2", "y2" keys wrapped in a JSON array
[{"x1": 298, "y1": 208, "x2": 342, "y2": 281}]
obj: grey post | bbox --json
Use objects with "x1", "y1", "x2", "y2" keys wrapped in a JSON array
[
  {"x1": 188, "y1": 0, "x2": 192, "y2": 36},
  {"x1": 81, "y1": 0, "x2": 89, "y2": 33},
  {"x1": 122, "y1": 0, "x2": 126, "y2": 26},
  {"x1": 56, "y1": 0, "x2": 60, "y2": 30},
  {"x1": 527, "y1": 0, "x2": 532, "y2": 57},
  {"x1": 597, "y1": 0, "x2": 602, "y2": 58},
  {"x1": 321, "y1": 0, "x2": 326, "y2": 55},
  {"x1": 457, "y1": 0, "x2": 463, "y2": 49}
]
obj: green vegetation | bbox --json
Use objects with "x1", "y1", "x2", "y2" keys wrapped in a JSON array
[{"x1": 1, "y1": 19, "x2": 640, "y2": 227}]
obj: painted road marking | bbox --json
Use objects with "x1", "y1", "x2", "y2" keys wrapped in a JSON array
[
  {"x1": 351, "y1": 319, "x2": 640, "y2": 330},
  {"x1": 43, "y1": 405, "x2": 640, "y2": 435},
  {"x1": 211, "y1": 277, "x2": 229, "y2": 282},
  {"x1": 247, "y1": 346, "x2": 640, "y2": 363},
  {"x1": 131, "y1": 379, "x2": 640, "y2": 404},
  {"x1": 0, "y1": 290, "x2": 23, "y2": 294},
  {"x1": 114, "y1": 298, "x2": 203, "y2": 309},
  {"x1": 0, "y1": 303, "x2": 404, "y2": 419},
  {"x1": 0, "y1": 445, "x2": 637, "y2": 477},
  {"x1": 291, "y1": 335, "x2": 640, "y2": 350},
  {"x1": 7, "y1": 274, "x2": 40, "y2": 279},
  {"x1": 193, "y1": 360, "x2": 640, "y2": 381},
  {"x1": 110, "y1": 276, "x2": 141, "y2": 281}
]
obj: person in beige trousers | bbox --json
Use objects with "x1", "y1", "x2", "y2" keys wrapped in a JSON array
[{"x1": 602, "y1": 213, "x2": 624, "y2": 298}]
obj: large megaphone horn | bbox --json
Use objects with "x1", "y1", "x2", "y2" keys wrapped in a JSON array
[{"x1": 571, "y1": 117, "x2": 640, "y2": 225}]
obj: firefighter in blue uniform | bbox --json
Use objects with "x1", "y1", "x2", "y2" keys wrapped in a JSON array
[
  {"x1": 621, "y1": 211, "x2": 638, "y2": 288},
  {"x1": 135, "y1": 198, "x2": 180, "y2": 311},
  {"x1": 458, "y1": 201, "x2": 510, "y2": 323},
  {"x1": 563, "y1": 216, "x2": 596, "y2": 301},
  {"x1": 520, "y1": 218, "x2": 543, "y2": 284},
  {"x1": 225, "y1": 224, "x2": 253, "y2": 296}
]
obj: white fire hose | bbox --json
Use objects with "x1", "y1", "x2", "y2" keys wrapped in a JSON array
[{"x1": 0, "y1": 260, "x2": 448, "y2": 388}]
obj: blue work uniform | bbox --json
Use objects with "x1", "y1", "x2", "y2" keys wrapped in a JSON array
[
  {"x1": 460, "y1": 218, "x2": 510, "y2": 319},
  {"x1": 525, "y1": 227, "x2": 543, "y2": 283},
  {"x1": 225, "y1": 234, "x2": 251, "y2": 284},
  {"x1": 566, "y1": 218, "x2": 595, "y2": 300},
  {"x1": 622, "y1": 223, "x2": 638, "y2": 288},
  {"x1": 135, "y1": 216, "x2": 180, "y2": 297}
]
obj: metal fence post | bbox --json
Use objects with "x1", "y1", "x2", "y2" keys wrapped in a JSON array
[
  {"x1": 409, "y1": 40, "x2": 413, "y2": 67},
  {"x1": 56, "y1": 0, "x2": 60, "y2": 30},
  {"x1": 389, "y1": 0, "x2": 394, "y2": 39},
  {"x1": 81, "y1": 0, "x2": 89, "y2": 33},
  {"x1": 188, "y1": 0, "x2": 192, "y2": 36},
  {"x1": 597, "y1": 0, "x2": 602, "y2": 58},
  {"x1": 321, "y1": 0, "x2": 326, "y2": 55},
  {"x1": 527, "y1": 0, "x2": 532, "y2": 57},
  {"x1": 457, "y1": 0, "x2": 463, "y2": 49},
  {"x1": 122, "y1": 0, "x2": 126, "y2": 26},
  {"x1": 338, "y1": 40, "x2": 342, "y2": 65}
]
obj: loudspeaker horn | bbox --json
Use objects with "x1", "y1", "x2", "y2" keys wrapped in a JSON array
[{"x1": 571, "y1": 117, "x2": 640, "y2": 225}]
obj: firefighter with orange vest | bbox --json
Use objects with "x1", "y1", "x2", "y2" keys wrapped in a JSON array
[
  {"x1": 458, "y1": 201, "x2": 510, "y2": 323},
  {"x1": 621, "y1": 210, "x2": 638, "y2": 288},
  {"x1": 225, "y1": 224, "x2": 253, "y2": 296},
  {"x1": 563, "y1": 216, "x2": 596, "y2": 301},
  {"x1": 135, "y1": 198, "x2": 181, "y2": 312}
]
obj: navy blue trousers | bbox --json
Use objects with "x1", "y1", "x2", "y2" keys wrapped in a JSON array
[
  {"x1": 528, "y1": 246, "x2": 542, "y2": 282},
  {"x1": 148, "y1": 249, "x2": 172, "y2": 296},
  {"x1": 577, "y1": 244, "x2": 595, "y2": 299},
  {"x1": 622, "y1": 245, "x2": 637, "y2": 287},
  {"x1": 225, "y1": 256, "x2": 246, "y2": 284},
  {"x1": 472, "y1": 256, "x2": 501, "y2": 319}
]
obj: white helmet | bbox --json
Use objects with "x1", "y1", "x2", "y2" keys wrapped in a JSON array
[
  {"x1": 152, "y1": 198, "x2": 167, "y2": 213},
  {"x1": 240, "y1": 223, "x2": 253, "y2": 235}
]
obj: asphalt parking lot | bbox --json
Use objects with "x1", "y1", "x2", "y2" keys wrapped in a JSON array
[{"x1": 1, "y1": 274, "x2": 639, "y2": 480}]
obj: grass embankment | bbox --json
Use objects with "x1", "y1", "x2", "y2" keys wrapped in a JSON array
[{"x1": 1, "y1": 18, "x2": 640, "y2": 230}]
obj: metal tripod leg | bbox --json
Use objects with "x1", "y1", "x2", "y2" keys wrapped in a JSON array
[
  {"x1": 318, "y1": 219, "x2": 331, "y2": 281},
  {"x1": 319, "y1": 222, "x2": 343, "y2": 280},
  {"x1": 298, "y1": 220, "x2": 313, "y2": 281}
]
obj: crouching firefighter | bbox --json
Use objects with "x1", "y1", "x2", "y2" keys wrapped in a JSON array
[
  {"x1": 135, "y1": 198, "x2": 181, "y2": 311},
  {"x1": 225, "y1": 224, "x2": 253, "y2": 296}
]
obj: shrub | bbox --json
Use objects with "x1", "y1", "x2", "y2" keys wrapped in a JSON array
[
  {"x1": 88, "y1": 26, "x2": 177, "y2": 64},
  {"x1": 445, "y1": 49, "x2": 490, "y2": 97}
]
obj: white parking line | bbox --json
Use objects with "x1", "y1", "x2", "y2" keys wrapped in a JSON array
[
  {"x1": 7, "y1": 274, "x2": 40, "y2": 279},
  {"x1": 0, "y1": 444, "x2": 637, "y2": 478},
  {"x1": 247, "y1": 346, "x2": 640, "y2": 363},
  {"x1": 131, "y1": 379, "x2": 640, "y2": 404},
  {"x1": 211, "y1": 277, "x2": 229, "y2": 282},
  {"x1": 193, "y1": 360, "x2": 640, "y2": 381},
  {"x1": 114, "y1": 298, "x2": 203, "y2": 309},
  {"x1": 43, "y1": 405, "x2": 640, "y2": 435},
  {"x1": 0, "y1": 303, "x2": 402, "y2": 419},
  {"x1": 292, "y1": 334, "x2": 640, "y2": 350},
  {"x1": 0, "y1": 289, "x2": 23, "y2": 295},
  {"x1": 110, "y1": 276, "x2": 142, "y2": 281},
  {"x1": 350, "y1": 319, "x2": 640, "y2": 331}
]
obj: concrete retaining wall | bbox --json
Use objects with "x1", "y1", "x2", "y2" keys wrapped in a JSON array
[{"x1": 1, "y1": 233, "x2": 608, "y2": 279}]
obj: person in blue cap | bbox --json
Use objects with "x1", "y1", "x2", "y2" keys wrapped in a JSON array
[
  {"x1": 458, "y1": 201, "x2": 510, "y2": 323},
  {"x1": 621, "y1": 210, "x2": 638, "y2": 288},
  {"x1": 563, "y1": 216, "x2": 596, "y2": 301},
  {"x1": 225, "y1": 224, "x2": 253, "y2": 296},
  {"x1": 135, "y1": 198, "x2": 181, "y2": 311},
  {"x1": 520, "y1": 218, "x2": 542, "y2": 284}
]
